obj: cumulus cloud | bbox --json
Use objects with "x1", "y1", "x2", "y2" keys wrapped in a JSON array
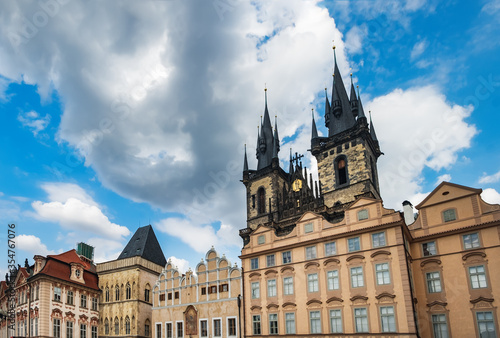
[
  {"x1": 31, "y1": 182, "x2": 130, "y2": 240},
  {"x1": 481, "y1": 188, "x2": 500, "y2": 205},
  {"x1": 167, "y1": 256, "x2": 191, "y2": 274},
  {"x1": 435, "y1": 174, "x2": 451, "y2": 185},
  {"x1": 479, "y1": 170, "x2": 500, "y2": 184},
  {"x1": 87, "y1": 237, "x2": 124, "y2": 263},
  {"x1": 17, "y1": 234, "x2": 57, "y2": 256}
]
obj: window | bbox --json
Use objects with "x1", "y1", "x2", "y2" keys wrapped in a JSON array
[
  {"x1": 54, "y1": 287, "x2": 61, "y2": 301},
  {"x1": 155, "y1": 324, "x2": 161, "y2": 338},
  {"x1": 252, "y1": 315, "x2": 261, "y2": 335},
  {"x1": 257, "y1": 188, "x2": 266, "y2": 214},
  {"x1": 145, "y1": 287, "x2": 150, "y2": 302},
  {"x1": 91, "y1": 326, "x2": 97, "y2": 338},
  {"x1": 443, "y1": 209, "x2": 456, "y2": 222},
  {"x1": 372, "y1": 232, "x2": 386, "y2": 247},
  {"x1": 380, "y1": 306, "x2": 396, "y2": 332},
  {"x1": 66, "y1": 321, "x2": 73, "y2": 338},
  {"x1": 463, "y1": 233, "x2": 480, "y2": 249},
  {"x1": 114, "y1": 318, "x2": 119, "y2": 335},
  {"x1": 257, "y1": 235, "x2": 265, "y2": 245},
  {"x1": 200, "y1": 320, "x2": 207, "y2": 338},
  {"x1": 54, "y1": 319, "x2": 61, "y2": 338},
  {"x1": 145, "y1": 322, "x2": 150, "y2": 336},
  {"x1": 376, "y1": 263, "x2": 391, "y2": 285},
  {"x1": 432, "y1": 314, "x2": 449, "y2": 338},
  {"x1": 267, "y1": 279, "x2": 277, "y2": 297},
  {"x1": 220, "y1": 284, "x2": 228, "y2": 292},
  {"x1": 80, "y1": 294, "x2": 87, "y2": 308},
  {"x1": 422, "y1": 241, "x2": 437, "y2": 256},
  {"x1": 330, "y1": 309, "x2": 342, "y2": 333},
  {"x1": 251, "y1": 258, "x2": 259, "y2": 270},
  {"x1": 285, "y1": 313, "x2": 295, "y2": 334},
  {"x1": 201, "y1": 288, "x2": 206, "y2": 296},
  {"x1": 251, "y1": 282, "x2": 260, "y2": 299},
  {"x1": 115, "y1": 285, "x2": 120, "y2": 301},
  {"x1": 426, "y1": 272, "x2": 442, "y2": 293},
  {"x1": 282, "y1": 251, "x2": 292, "y2": 264},
  {"x1": 80, "y1": 324, "x2": 86, "y2": 338},
  {"x1": 306, "y1": 246, "x2": 317, "y2": 259},
  {"x1": 304, "y1": 222, "x2": 313, "y2": 233},
  {"x1": 325, "y1": 242, "x2": 336, "y2": 256},
  {"x1": 213, "y1": 319, "x2": 221, "y2": 337},
  {"x1": 469, "y1": 266, "x2": 487, "y2": 289},
  {"x1": 358, "y1": 209, "x2": 369, "y2": 221},
  {"x1": 67, "y1": 291, "x2": 74, "y2": 305},
  {"x1": 166, "y1": 323, "x2": 173, "y2": 338},
  {"x1": 476, "y1": 311, "x2": 497, "y2": 337},
  {"x1": 125, "y1": 317, "x2": 130, "y2": 335},
  {"x1": 228, "y1": 318, "x2": 237, "y2": 337},
  {"x1": 126, "y1": 283, "x2": 131, "y2": 299},
  {"x1": 309, "y1": 311, "x2": 322, "y2": 334},
  {"x1": 354, "y1": 308, "x2": 369, "y2": 333},
  {"x1": 92, "y1": 297, "x2": 98, "y2": 311},
  {"x1": 175, "y1": 291, "x2": 180, "y2": 299},
  {"x1": 266, "y1": 254, "x2": 275, "y2": 267},
  {"x1": 283, "y1": 276, "x2": 293, "y2": 295},
  {"x1": 348, "y1": 237, "x2": 361, "y2": 252},
  {"x1": 105, "y1": 319, "x2": 109, "y2": 335},
  {"x1": 351, "y1": 267, "x2": 364, "y2": 288},
  {"x1": 327, "y1": 270, "x2": 339, "y2": 290},
  {"x1": 336, "y1": 157, "x2": 347, "y2": 186},
  {"x1": 176, "y1": 322, "x2": 183, "y2": 338},
  {"x1": 105, "y1": 287, "x2": 109, "y2": 302},
  {"x1": 269, "y1": 314, "x2": 278, "y2": 335},
  {"x1": 308, "y1": 273, "x2": 319, "y2": 292}
]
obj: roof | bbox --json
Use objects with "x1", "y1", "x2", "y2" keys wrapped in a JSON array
[
  {"x1": 415, "y1": 181, "x2": 482, "y2": 209},
  {"x1": 117, "y1": 225, "x2": 167, "y2": 267}
]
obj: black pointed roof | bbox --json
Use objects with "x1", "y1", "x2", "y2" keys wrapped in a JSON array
[
  {"x1": 257, "y1": 89, "x2": 278, "y2": 170},
  {"x1": 311, "y1": 110, "x2": 318, "y2": 139},
  {"x1": 117, "y1": 225, "x2": 167, "y2": 267},
  {"x1": 243, "y1": 145, "x2": 249, "y2": 171}
]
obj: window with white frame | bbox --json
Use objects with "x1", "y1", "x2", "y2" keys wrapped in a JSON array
[
  {"x1": 252, "y1": 315, "x2": 261, "y2": 335},
  {"x1": 66, "y1": 321, "x2": 73, "y2": 338},
  {"x1": 67, "y1": 291, "x2": 74, "y2": 305},
  {"x1": 92, "y1": 297, "x2": 98, "y2": 311},
  {"x1": 282, "y1": 251, "x2": 292, "y2": 264},
  {"x1": 469, "y1": 265, "x2": 487, "y2": 289},
  {"x1": 325, "y1": 242, "x2": 336, "y2": 256},
  {"x1": 267, "y1": 279, "x2": 277, "y2": 297},
  {"x1": 375, "y1": 263, "x2": 391, "y2": 285},
  {"x1": 251, "y1": 282, "x2": 260, "y2": 299},
  {"x1": 156, "y1": 324, "x2": 161, "y2": 338},
  {"x1": 176, "y1": 321, "x2": 183, "y2": 338},
  {"x1": 309, "y1": 311, "x2": 322, "y2": 334},
  {"x1": 251, "y1": 258, "x2": 259, "y2": 270},
  {"x1": 306, "y1": 246, "x2": 317, "y2": 260},
  {"x1": 476, "y1": 311, "x2": 497, "y2": 337},
  {"x1": 283, "y1": 277, "x2": 293, "y2": 295},
  {"x1": 227, "y1": 317, "x2": 237, "y2": 337},
  {"x1": 199, "y1": 320, "x2": 207, "y2": 338},
  {"x1": 463, "y1": 233, "x2": 480, "y2": 249},
  {"x1": 166, "y1": 322, "x2": 173, "y2": 338},
  {"x1": 54, "y1": 287, "x2": 61, "y2": 302},
  {"x1": 380, "y1": 306, "x2": 396, "y2": 332},
  {"x1": 329, "y1": 309, "x2": 342, "y2": 333},
  {"x1": 80, "y1": 294, "x2": 87, "y2": 308},
  {"x1": 354, "y1": 308, "x2": 369, "y2": 333},
  {"x1": 327, "y1": 270, "x2": 339, "y2": 290},
  {"x1": 91, "y1": 326, "x2": 97, "y2": 338},
  {"x1": 213, "y1": 319, "x2": 221, "y2": 337},
  {"x1": 80, "y1": 324, "x2": 86, "y2": 338},
  {"x1": 426, "y1": 272, "x2": 442, "y2": 293},
  {"x1": 348, "y1": 237, "x2": 361, "y2": 252},
  {"x1": 53, "y1": 319, "x2": 61, "y2": 338},
  {"x1": 308, "y1": 273, "x2": 319, "y2": 292},
  {"x1": 422, "y1": 241, "x2": 437, "y2": 256},
  {"x1": 269, "y1": 313, "x2": 278, "y2": 335},
  {"x1": 350, "y1": 267, "x2": 364, "y2": 288},
  {"x1": 431, "y1": 314, "x2": 449, "y2": 338},
  {"x1": 285, "y1": 313, "x2": 295, "y2": 334},
  {"x1": 266, "y1": 254, "x2": 275, "y2": 267},
  {"x1": 372, "y1": 232, "x2": 386, "y2": 248}
]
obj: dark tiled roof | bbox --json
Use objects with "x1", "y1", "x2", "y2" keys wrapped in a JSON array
[{"x1": 117, "y1": 225, "x2": 166, "y2": 267}]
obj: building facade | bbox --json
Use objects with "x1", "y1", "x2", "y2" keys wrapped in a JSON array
[
  {"x1": 152, "y1": 247, "x2": 242, "y2": 338},
  {"x1": 0, "y1": 247, "x2": 100, "y2": 338},
  {"x1": 97, "y1": 225, "x2": 166, "y2": 338}
]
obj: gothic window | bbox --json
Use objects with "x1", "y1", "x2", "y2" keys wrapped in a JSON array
[
  {"x1": 126, "y1": 283, "x2": 131, "y2": 300},
  {"x1": 145, "y1": 284, "x2": 151, "y2": 303},
  {"x1": 335, "y1": 156, "x2": 348, "y2": 186},
  {"x1": 114, "y1": 317, "x2": 119, "y2": 335},
  {"x1": 104, "y1": 318, "x2": 109, "y2": 335},
  {"x1": 257, "y1": 187, "x2": 266, "y2": 214},
  {"x1": 105, "y1": 287, "x2": 109, "y2": 302},
  {"x1": 115, "y1": 285, "x2": 120, "y2": 301},
  {"x1": 125, "y1": 317, "x2": 131, "y2": 335}
]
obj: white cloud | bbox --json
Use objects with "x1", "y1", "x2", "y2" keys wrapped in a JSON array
[
  {"x1": 435, "y1": 174, "x2": 451, "y2": 185},
  {"x1": 167, "y1": 256, "x2": 191, "y2": 274},
  {"x1": 410, "y1": 39, "x2": 428, "y2": 61},
  {"x1": 0, "y1": 77, "x2": 9, "y2": 102},
  {"x1": 17, "y1": 110, "x2": 51, "y2": 136},
  {"x1": 17, "y1": 234, "x2": 57, "y2": 256},
  {"x1": 87, "y1": 237, "x2": 124, "y2": 263},
  {"x1": 479, "y1": 170, "x2": 500, "y2": 184},
  {"x1": 31, "y1": 183, "x2": 130, "y2": 240},
  {"x1": 345, "y1": 25, "x2": 366, "y2": 55},
  {"x1": 481, "y1": 188, "x2": 500, "y2": 205}
]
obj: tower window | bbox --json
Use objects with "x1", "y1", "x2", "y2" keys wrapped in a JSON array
[
  {"x1": 257, "y1": 188, "x2": 266, "y2": 214},
  {"x1": 370, "y1": 157, "x2": 377, "y2": 186},
  {"x1": 335, "y1": 156, "x2": 348, "y2": 186}
]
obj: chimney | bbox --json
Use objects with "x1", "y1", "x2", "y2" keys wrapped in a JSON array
[{"x1": 402, "y1": 200, "x2": 415, "y2": 225}]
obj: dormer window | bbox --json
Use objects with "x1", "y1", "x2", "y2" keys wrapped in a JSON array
[{"x1": 75, "y1": 270, "x2": 81, "y2": 278}]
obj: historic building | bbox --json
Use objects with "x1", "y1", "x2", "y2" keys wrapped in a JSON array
[
  {"x1": 239, "y1": 47, "x2": 500, "y2": 337},
  {"x1": 0, "y1": 245, "x2": 100, "y2": 338},
  {"x1": 97, "y1": 225, "x2": 166, "y2": 338},
  {"x1": 152, "y1": 247, "x2": 242, "y2": 338}
]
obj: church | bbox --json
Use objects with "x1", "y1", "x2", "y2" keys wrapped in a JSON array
[{"x1": 239, "y1": 47, "x2": 500, "y2": 337}]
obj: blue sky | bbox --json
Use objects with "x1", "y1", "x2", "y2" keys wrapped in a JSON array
[{"x1": 1, "y1": 0, "x2": 500, "y2": 275}]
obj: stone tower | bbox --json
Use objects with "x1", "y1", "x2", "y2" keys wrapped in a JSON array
[{"x1": 311, "y1": 47, "x2": 382, "y2": 208}]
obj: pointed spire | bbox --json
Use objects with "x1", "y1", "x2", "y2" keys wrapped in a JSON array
[
  {"x1": 357, "y1": 85, "x2": 366, "y2": 119},
  {"x1": 274, "y1": 115, "x2": 280, "y2": 153},
  {"x1": 255, "y1": 125, "x2": 260, "y2": 158},
  {"x1": 311, "y1": 109, "x2": 318, "y2": 139},
  {"x1": 369, "y1": 111, "x2": 378, "y2": 141},
  {"x1": 350, "y1": 72, "x2": 359, "y2": 117},
  {"x1": 289, "y1": 148, "x2": 294, "y2": 177},
  {"x1": 243, "y1": 144, "x2": 248, "y2": 171}
]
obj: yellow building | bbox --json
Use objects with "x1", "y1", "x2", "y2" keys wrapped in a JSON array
[
  {"x1": 152, "y1": 247, "x2": 242, "y2": 338},
  {"x1": 97, "y1": 225, "x2": 166, "y2": 338}
]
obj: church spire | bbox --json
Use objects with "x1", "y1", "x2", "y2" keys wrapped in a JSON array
[
  {"x1": 350, "y1": 72, "x2": 359, "y2": 117},
  {"x1": 272, "y1": 116, "x2": 279, "y2": 159},
  {"x1": 324, "y1": 87, "x2": 330, "y2": 128},
  {"x1": 243, "y1": 144, "x2": 248, "y2": 172},
  {"x1": 257, "y1": 88, "x2": 275, "y2": 170},
  {"x1": 357, "y1": 85, "x2": 366, "y2": 120},
  {"x1": 369, "y1": 111, "x2": 378, "y2": 141},
  {"x1": 289, "y1": 148, "x2": 294, "y2": 176},
  {"x1": 311, "y1": 109, "x2": 318, "y2": 139}
]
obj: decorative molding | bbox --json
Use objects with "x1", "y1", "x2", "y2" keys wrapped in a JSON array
[
  {"x1": 280, "y1": 266, "x2": 294, "y2": 273},
  {"x1": 470, "y1": 296, "x2": 494, "y2": 304},
  {"x1": 306, "y1": 299, "x2": 322, "y2": 305},
  {"x1": 420, "y1": 258, "x2": 442, "y2": 267},
  {"x1": 375, "y1": 292, "x2": 396, "y2": 300},
  {"x1": 266, "y1": 303, "x2": 279, "y2": 309},
  {"x1": 264, "y1": 269, "x2": 278, "y2": 275},
  {"x1": 304, "y1": 262, "x2": 320, "y2": 269},
  {"x1": 326, "y1": 296, "x2": 344, "y2": 304},
  {"x1": 346, "y1": 254, "x2": 365, "y2": 262},
  {"x1": 248, "y1": 272, "x2": 261, "y2": 278},
  {"x1": 462, "y1": 251, "x2": 486, "y2": 261},
  {"x1": 323, "y1": 258, "x2": 340, "y2": 266},
  {"x1": 350, "y1": 295, "x2": 369, "y2": 302},
  {"x1": 426, "y1": 301, "x2": 447, "y2": 308},
  {"x1": 250, "y1": 306, "x2": 262, "y2": 311},
  {"x1": 282, "y1": 302, "x2": 296, "y2": 308},
  {"x1": 370, "y1": 250, "x2": 391, "y2": 258}
]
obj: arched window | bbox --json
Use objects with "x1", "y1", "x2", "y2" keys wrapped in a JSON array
[
  {"x1": 335, "y1": 156, "x2": 348, "y2": 186},
  {"x1": 114, "y1": 317, "x2": 119, "y2": 335},
  {"x1": 104, "y1": 318, "x2": 109, "y2": 335},
  {"x1": 257, "y1": 187, "x2": 266, "y2": 214},
  {"x1": 105, "y1": 287, "x2": 109, "y2": 302},
  {"x1": 145, "y1": 319, "x2": 151, "y2": 336},
  {"x1": 115, "y1": 285, "x2": 120, "y2": 301},
  {"x1": 125, "y1": 316, "x2": 131, "y2": 334},
  {"x1": 126, "y1": 283, "x2": 131, "y2": 300},
  {"x1": 144, "y1": 284, "x2": 151, "y2": 303}
]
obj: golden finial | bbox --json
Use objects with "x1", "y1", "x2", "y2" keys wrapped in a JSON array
[
  {"x1": 332, "y1": 39, "x2": 336, "y2": 50},
  {"x1": 264, "y1": 83, "x2": 267, "y2": 92}
]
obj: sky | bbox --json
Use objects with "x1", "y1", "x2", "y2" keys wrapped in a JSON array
[{"x1": 1, "y1": 0, "x2": 500, "y2": 276}]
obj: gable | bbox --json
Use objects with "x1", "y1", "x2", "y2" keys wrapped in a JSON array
[
  {"x1": 416, "y1": 182, "x2": 481, "y2": 209},
  {"x1": 347, "y1": 197, "x2": 379, "y2": 210}
]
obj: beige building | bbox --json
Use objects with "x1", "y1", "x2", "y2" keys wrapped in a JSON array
[
  {"x1": 152, "y1": 247, "x2": 242, "y2": 338},
  {"x1": 97, "y1": 225, "x2": 166, "y2": 338},
  {"x1": 0, "y1": 246, "x2": 100, "y2": 338}
]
